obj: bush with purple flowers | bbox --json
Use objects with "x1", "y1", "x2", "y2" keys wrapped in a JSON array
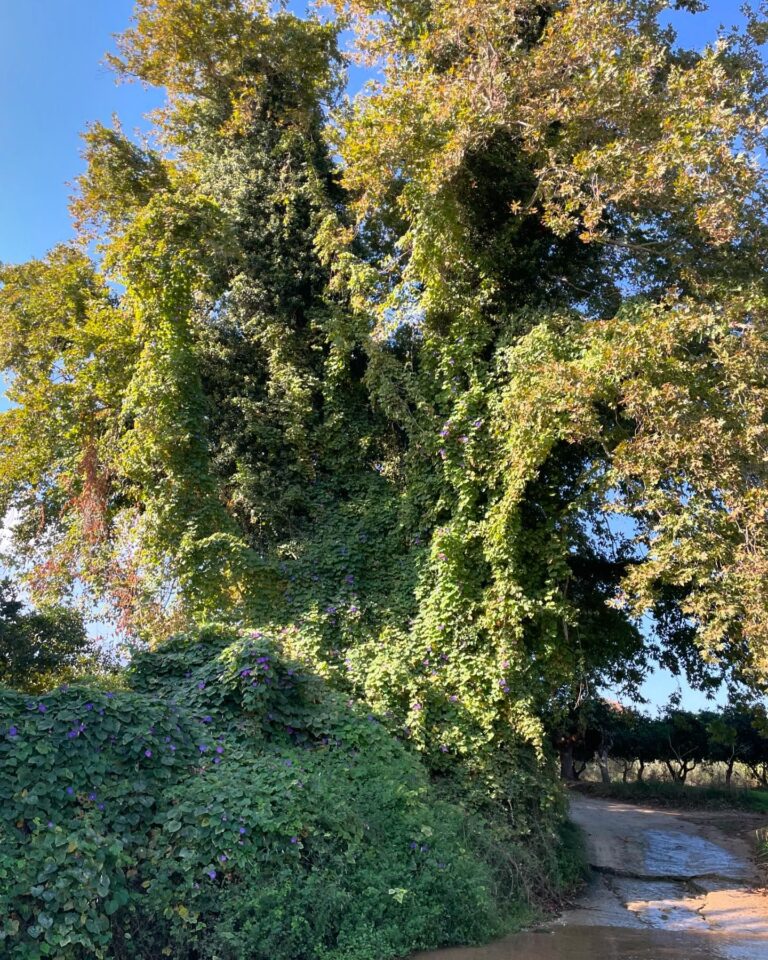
[{"x1": 0, "y1": 626, "x2": 507, "y2": 960}]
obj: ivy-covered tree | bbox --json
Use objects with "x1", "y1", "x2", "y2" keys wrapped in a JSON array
[{"x1": 1, "y1": 0, "x2": 768, "y2": 811}]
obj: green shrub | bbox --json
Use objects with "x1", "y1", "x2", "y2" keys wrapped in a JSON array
[{"x1": 0, "y1": 626, "x2": 507, "y2": 960}]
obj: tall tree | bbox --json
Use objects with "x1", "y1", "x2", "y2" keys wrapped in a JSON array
[{"x1": 1, "y1": 0, "x2": 767, "y2": 794}]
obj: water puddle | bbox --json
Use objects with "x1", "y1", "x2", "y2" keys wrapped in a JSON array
[
  {"x1": 643, "y1": 830, "x2": 748, "y2": 881},
  {"x1": 413, "y1": 925, "x2": 765, "y2": 960}
]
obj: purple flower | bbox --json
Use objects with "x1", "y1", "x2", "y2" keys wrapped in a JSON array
[
  {"x1": 438, "y1": 448, "x2": 447, "y2": 459},
  {"x1": 410, "y1": 841, "x2": 418, "y2": 850},
  {"x1": 412, "y1": 702, "x2": 422, "y2": 712},
  {"x1": 344, "y1": 574, "x2": 355, "y2": 584},
  {"x1": 472, "y1": 418, "x2": 483, "y2": 428},
  {"x1": 106, "y1": 692, "x2": 114, "y2": 699},
  {"x1": 240, "y1": 669, "x2": 252, "y2": 677},
  {"x1": 290, "y1": 836, "x2": 298, "y2": 844},
  {"x1": 66, "y1": 786, "x2": 74, "y2": 796},
  {"x1": 37, "y1": 704, "x2": 47, "y2": 713},
  {"x1": 199, "y1": 744, "x2": 208, "y2": 753},
  {"x1": 219, "y1": 854, "x2": 228, "y2": 863},
  {"x1": 47, "y1": 821, "x2": 54, "y2": 828},
  {"x1": 145, "y1": 749, "x2": 153, "y2": 758},
  {"x1": 169, "y1": 744, "x2": 176, "y2": 752},
  {"x1": 239, "y1": 827, "x2": 247, "y2": 835},
  {"x1": 459, "y1": 435, "x2": 469, "y2": 444},
  {"x1": 197, "y1": 681, "x2": 206, "y2": 690},
  {"x1": 449, "y1": 695, "x2": 458, "y2": 703},
  {"x1": 85, "y1": 703, "x2": 93, "y2": 711},
  {"x1": 207, "y1": 870, "x2": 217, "y2": 880},
  {"x1": 440, "y1": 745, "x2": 449, "y2": 753},
  {"x1": 89, "y1": 792, "x2": 97, "y2": 801},
  {"x1": 8, "y1": 726, "x2": 17, "y2": 737},
  {"x1": 201, "y1": 715, "x2": 212, "y2": 724},
  {"x1": 97, "y1": 803, "x2": 105, "y2": 811},
  {"x1": 216, "y1": 745, "x2": 224, "y2": 754}
]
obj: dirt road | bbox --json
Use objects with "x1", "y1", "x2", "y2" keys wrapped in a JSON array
[
  {"x1": 564, "y1": 794, "x2": 768, "y2": 943},
  {"x1": 414, "y1": 793, "x2": 768, "y2": 960}
]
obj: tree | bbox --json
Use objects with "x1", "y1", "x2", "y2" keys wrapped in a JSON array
[
  {"x1": 1, "y1": 0, "x2": 768, "y2": 796},
  {"x1": 0, "y1": 580, "x2": 90, "y2": 692},
  {"x1": 656, "y1": 709, "x2": 709, "y2": 783}
]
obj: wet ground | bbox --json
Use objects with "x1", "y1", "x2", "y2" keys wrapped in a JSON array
[{"x1": 415, "y1": 795, "x2": 768, "y2": 960}]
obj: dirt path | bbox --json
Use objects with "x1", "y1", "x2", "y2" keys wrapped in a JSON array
[
  {"x1": 414, "y1": 794, "x2": 768, "y2": 960},
  {"x1": 562, "y1": 795, "x2": 768, "y2": 945}
]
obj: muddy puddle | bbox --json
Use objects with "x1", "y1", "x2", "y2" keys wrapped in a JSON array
[
  {"x1": 414, "y1": 795, "x2": 768, "y2": 960},
  {"x1": 414, "y1": 925, "x2": 763, "y2": 960}
]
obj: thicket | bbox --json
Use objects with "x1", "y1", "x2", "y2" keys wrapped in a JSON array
[
  {"x1": 0, "y1": 625, "x2": 530, "y2": 960},
  {"x1": 2, "y1": 0, "x2": 768, "y2": 956}
]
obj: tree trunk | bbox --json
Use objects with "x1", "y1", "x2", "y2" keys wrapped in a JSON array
[
  {"x1": 622, "y1": 762, "x2": 631, "y2": 783},
  {"x1": 596, "y1": 749, "x2": 611, "y2": 784},
  {"x1": 637, "y1": 760, "x2": 645, "y2": 782},
  {"x1": 725, "y1": 758, "x2": 734, "y2": 789},
  {"x1": 560, "y1": 744, "x2": 576, "y2": 781}
]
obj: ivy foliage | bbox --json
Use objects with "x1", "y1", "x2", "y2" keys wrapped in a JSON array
[{"x1": 0, "y1": 626, "x2": 512, "y2": 960}]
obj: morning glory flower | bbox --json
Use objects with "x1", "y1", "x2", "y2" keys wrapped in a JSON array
[
  {"x1": 145, "y1": 749, "x2": 153, "y2": 758},
  {"x1": 207, "y1": 870, "x2": 216, "y2": 880},
  {"x1": 8, "y1": 726, "x2": 18, "y2": 737}
]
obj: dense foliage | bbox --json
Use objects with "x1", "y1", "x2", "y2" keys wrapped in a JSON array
[
  {"x1": 2, "y1": 0, "x2": 768, "y2": 955},
  {"x1": 0, "y1": 625, "x2": 526, "y2": 960},
  {"x1": 0, "y1": 581, "x2": 98, "y2": 694}
]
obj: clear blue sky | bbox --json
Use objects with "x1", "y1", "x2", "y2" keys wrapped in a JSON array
[{"x1": 0, "y1": 1, "x2": 750, "y2": 709}]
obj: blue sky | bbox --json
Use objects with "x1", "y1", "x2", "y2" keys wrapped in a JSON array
[
  {"x1": 0, "y1": 0, "x2": 746, "y2": 267},
  {"x1": 0, "y1": 1, "x2": 751, "y2": 709}
]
